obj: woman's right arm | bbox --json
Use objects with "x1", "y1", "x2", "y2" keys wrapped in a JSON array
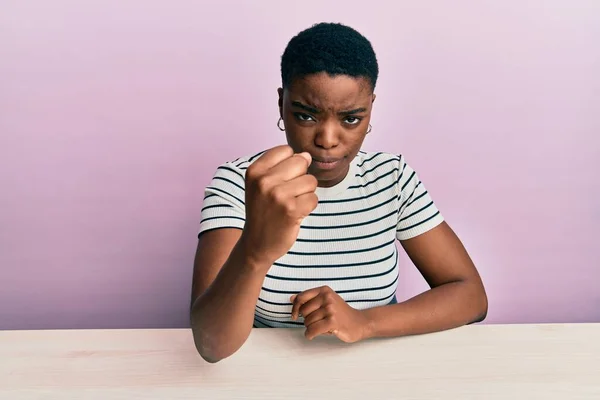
[
  {"x1": 190, "y1": 228, "x2": 270, "y2": 364},
  {"x1": 190, "y1": 146, "x2": 318, "y2": 363}
]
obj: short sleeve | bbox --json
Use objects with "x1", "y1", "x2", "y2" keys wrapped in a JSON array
[
  {"x1": 198, "y1": 163, "x2": 247, "y2": 238},
  {"x1": 396, "y1": 157, "x2": 444, "y2": 240}
]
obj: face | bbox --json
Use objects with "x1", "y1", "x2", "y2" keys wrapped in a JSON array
[{"x1": 278, "y1": 72, "x2": 375, "y2": 187}]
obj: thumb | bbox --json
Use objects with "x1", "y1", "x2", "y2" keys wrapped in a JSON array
[{"x1": 295, "y1": 152, "x2": 312, "y2": 167}]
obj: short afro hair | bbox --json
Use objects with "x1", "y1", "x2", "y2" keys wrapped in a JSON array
[{"x1": 280, "y1": 22, "x2": 379, "y2": 91}]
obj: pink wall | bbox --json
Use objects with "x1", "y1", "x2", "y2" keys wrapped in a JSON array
[{"x1": 1, "y1": 1, "x2": 598, "y2": 330}]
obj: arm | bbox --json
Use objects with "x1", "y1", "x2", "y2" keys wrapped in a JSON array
[
  {"x1": 291, "y1": 157, "x2": 487, "y2": 342},
  {"x1": 361, "y1": 221, "x2": 488, "y2": 338},
  {"x1": 190, "y1": 228, "x2": 270, "y2": 363},
  {"x1": 190, "y1": 146, "x2": 318, "y2": 362}
]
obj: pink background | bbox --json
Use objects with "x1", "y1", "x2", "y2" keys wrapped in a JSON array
[{"x1": 1, "y1": 1, "x2": 598, "y2": 330}]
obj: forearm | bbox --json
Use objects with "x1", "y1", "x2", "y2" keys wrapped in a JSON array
[
  {"x1": 190, "y1": 239, "x2": 268, "y2": 363},
  {"x1": 361, "y1": 280, "x2": 488, "y2": 339}
]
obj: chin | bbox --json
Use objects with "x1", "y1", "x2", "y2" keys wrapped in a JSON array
[{"x1": 309, "y1": 165, "x2": 345, "y2": 186}]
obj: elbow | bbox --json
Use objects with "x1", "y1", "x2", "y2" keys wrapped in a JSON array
[
  {"x1": 200, "y1": 352, "x2": 223, "y2": 364},
  {"x1": 470, "y1": 284, "x2": 488, "y2": 324},
  {"x1": 192, "y1": 329, "x2": 229, "y2": 364},
  {"x1": 194, "y1": 336, "x2": 227, "y2": 364}
]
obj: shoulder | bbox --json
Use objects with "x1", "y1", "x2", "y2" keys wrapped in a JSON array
[
  {"x1": 354, "y1": 150, "x2": 407, "y2": 173},
  {"x1": 354, "y1": 150, "x2": 423, "y2": 196},
  {"x1": 354, "y1": 150, "x2": 405, "y2": 182}
]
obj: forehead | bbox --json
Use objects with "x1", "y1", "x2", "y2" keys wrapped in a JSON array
[{"x1": 286, "y1": 73, "x2": 372, "y2": 108}]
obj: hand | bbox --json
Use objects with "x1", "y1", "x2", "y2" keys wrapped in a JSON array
[
  {"x1": 240, "y1": 145, "x2": 319, "y2": 268},
  {"x1": 290, "y1": 286, "x2": 371, "y2": 343}
]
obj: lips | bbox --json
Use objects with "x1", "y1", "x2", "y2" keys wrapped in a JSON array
[{"x1": 311, "y1": 156, "x2": 343, "y2": 171}]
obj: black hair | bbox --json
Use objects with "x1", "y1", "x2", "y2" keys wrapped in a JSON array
[{"x1": 280, "y1": 22, "x2": 379, "y2": 91}]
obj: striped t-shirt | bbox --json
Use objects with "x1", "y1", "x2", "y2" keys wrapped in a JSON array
[{"x1": 198, "y1": 150, "x2": 444, "y2": 328}]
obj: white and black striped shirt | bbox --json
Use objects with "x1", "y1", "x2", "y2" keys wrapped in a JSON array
[{"x1": 198, "y1": 150, "x2": 444, "y2": 328}]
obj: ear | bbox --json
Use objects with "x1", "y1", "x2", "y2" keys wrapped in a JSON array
[{"x1": 277, "y1": 88, "x2": 284, "y2": 118}]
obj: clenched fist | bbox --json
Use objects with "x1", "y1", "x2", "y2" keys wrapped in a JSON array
[
  {"x1": 240, "y1": 145, "x2": 319, "y2": 268},
  {"x1": 290, "y1": 286, "x2": 371, "y2": 343}
]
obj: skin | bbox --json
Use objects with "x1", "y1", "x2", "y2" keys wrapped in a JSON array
[
  {"x1": 190, "y1": 72, "x2": 488, "y2": 362},
  {"x1": 278, "y1": 73, "x2": 375, "y2": 187}
]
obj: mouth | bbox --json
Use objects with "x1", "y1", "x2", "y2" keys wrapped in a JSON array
[{"x1": 311, "y1": 156, "x2": 344, "y2": 171}]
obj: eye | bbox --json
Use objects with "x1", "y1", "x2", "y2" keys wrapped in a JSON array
[
  {"x1": 344, "y1": 116, "x2": 362, "y2": 125},
  {"x1": 294, "y1": 113, "x2": 315, "y2": 122}
]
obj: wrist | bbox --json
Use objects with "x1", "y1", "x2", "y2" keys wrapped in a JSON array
[
  {"x1": 234, "y1": 233, "x2": 273, "y2": 273},
  {"x1": 356, "y1": 308, "x2": 378, "y2": 341}
]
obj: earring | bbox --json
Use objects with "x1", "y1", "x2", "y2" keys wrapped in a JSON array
[
  {"x1": 366, "y1": 124, "x2": 372, "y2": 134},
  {"x1": 277, "y1": 117, "x2": 285, "y2": 131}
]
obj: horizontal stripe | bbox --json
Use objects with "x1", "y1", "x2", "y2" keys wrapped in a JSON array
[
  {"x1": 318, "y1": 179, "x2": 397, "y2": 204},
  {"x1": 399, "y1": 201, "x2": 434, "y2": 222},
  {"x1": 255, "y1": 304, "x2": 291, "y2": 315},
  {"x1": 357, "y1": 152, "x2": 385, "y2": 167},
  {"x1": 397, "y1": 210, "x2": 441, "y2": 232},
  {"x1": 201, "y1": 204, "x2": 233, "y2": 212},
  {"x1": 311, "y1": 195, "x2": 396, "y2": 217},
  {"x1": 349, "y1": 167, "x2": 399, "y2": 189},
  {"x1": 197, "y1": 226, "x2": 242, "y2": 238},
  {"x1": 273, "y1": 251, "x2": 394, "y2": 269},
  {"x1": 205, "y1": 186, "x2": 245, "y2": 206},
  {"x1": 345, "y1": 291, "x2": 395, "y2": 303},
  {"x1": 201, "y1": 215, "x2": 245, "y2": 224},
  {"x1": 266, "y1": 254, "x2": 397, "y2": 282},
  {"x1": 286, "y1": 238, "x2": 395, "y2": 256},
  {"x1": 301, "y1": 209, "x2": 396, "y2": 230},
  {"x1": 261, "y1": 274, "x2": 399, "y2": 295},
  {"x1": 406, "y1": 189, "x2": 427, "y2": 208},
  {"x1": 253, "y1": 319, "x2": 269, "y2": 328},
  {"x1": 202, "y1": 151, "x2": 442, "y2": 325},
  {"x1": 254, "y1": 308, "x2": 291, "y2": 320},
  {"x1": 213, "y1": 176, "x2": 244, "y2": 192},
  {"x1": 257, "y1": 297, "x2": 292, "y2": 307},
  {"x1": 356, "y1": 157, "x2": 399, "y2": 178},
  {"x1": 216, "y1": 165, "x2": 245, "y2": 181},
  {"x1": 249, "y1": 150, "x2": 267, "y2": 163},
  {"x1": 295, "y1": 225, "x2": 395, "y2": 243}
]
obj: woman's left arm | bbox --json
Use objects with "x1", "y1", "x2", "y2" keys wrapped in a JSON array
[{"x1": 360, "y1": 221, "x2": 488, "y2": 339}]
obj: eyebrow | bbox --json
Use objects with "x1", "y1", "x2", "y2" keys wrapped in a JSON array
[{"x1": 291, "y1": 101, "x2": 367, "y2": 115}]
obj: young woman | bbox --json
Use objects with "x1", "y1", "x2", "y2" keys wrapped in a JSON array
[{"x1": 190, "y1": 22, "x2": 487, "y2": 363}]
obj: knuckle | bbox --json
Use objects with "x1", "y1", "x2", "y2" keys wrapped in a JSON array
[
  {"x1": 282, "y1": 200, "x2": 296, "y2": 216},
  {"x1": 256, "y1": 175, "x2": 272, "y2": 193},
  {"x1": 325, "y1": 303, "x2": 335, "y2": 313},
  {"x1": 269, "y1": 185, "x2": 285, "y2": 202},
  {"x1": 245, "y1": 165, "x2": 259, "y2": 181}
]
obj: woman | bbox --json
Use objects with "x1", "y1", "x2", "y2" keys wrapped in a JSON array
[{"x1": 190, "y1": 22, "x2": 487, "y2": 363}]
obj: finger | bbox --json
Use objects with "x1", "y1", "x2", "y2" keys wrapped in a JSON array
[
  {"x1": 247, "y1": 145, "x2": 294, "y2": 176},
  {"x1": 302, "y1": 307, "x2": 328, "y2": 327},
  {"x1": 290, "y1": 288, "x2": 321, "y2": 320},
  {"x1": 305, "y1": 318, "x2": 336, "y2": 341},
  {"x1": 294, "y1": 192, "x2": 319, "y2": 218},
  {"x1": 265, "y1": 152, "x2": 312, "y2": 183},
  {"x1": 298, "y1": 295, "x2": 327, "y2": 322},
  {"x1": 275, "y1": 174, "x2": 318, "y2": 198}
]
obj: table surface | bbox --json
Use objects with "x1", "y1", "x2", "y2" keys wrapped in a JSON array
[{"x1": 1, "y1": 323, "x2": 599, "y2": 400}]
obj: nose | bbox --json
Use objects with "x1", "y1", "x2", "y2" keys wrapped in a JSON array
[{"x1": 314, "y1": 121, "x2": 340, "y2": 149}]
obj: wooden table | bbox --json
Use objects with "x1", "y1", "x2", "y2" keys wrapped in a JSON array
[{"x1": 1, "y1": 324, "x2": 599, "y2": 399}]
